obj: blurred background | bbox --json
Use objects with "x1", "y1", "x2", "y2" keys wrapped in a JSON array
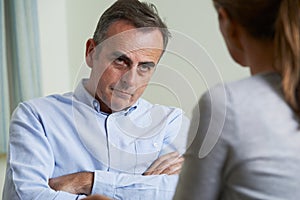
[{"x1": 0, "y1": 0, "x2": 249, "y2": 195}]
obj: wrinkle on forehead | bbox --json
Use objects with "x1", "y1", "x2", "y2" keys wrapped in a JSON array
[
  {"x1": 101, "y1": 26, "x2": 164, "y2": 54},
  {"x1": 126, "y1": 48, "x2": 163, "y2": 63}
]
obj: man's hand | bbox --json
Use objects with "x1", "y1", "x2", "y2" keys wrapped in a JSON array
[
  {"x1": 49, "y1": 172, "x2": 94, "y2": 195},
  {"x1": 83, "y1": 194, "x2": 112, "y2": 200},
  {"x1": 143, "y1": 152, "x2": 184, "y2": 175}
]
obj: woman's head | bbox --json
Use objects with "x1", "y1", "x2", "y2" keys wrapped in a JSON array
[
  {"x1": 214, "y1": 0, "x2": 300, "y2": 116},
  {"x1": 213, "y1": 0, "x2": 281, "y2": 40}
]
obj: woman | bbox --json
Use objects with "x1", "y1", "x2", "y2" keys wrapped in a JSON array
[{"x1": 174, "y1": 0, "x2": 300, "y2": 199}]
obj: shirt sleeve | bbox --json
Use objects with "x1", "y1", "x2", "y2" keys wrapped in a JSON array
[
  {"x1": 91, "y1": 170, "x2": 179, "y2": 200},
  {"x1": 173, "y1": 85, "x2": 232, "y2": 200},
  {"x1": 3, "y1": 102, "x2": 81, "y2": 200}
]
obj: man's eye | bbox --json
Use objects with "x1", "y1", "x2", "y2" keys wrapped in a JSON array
[
  {"x1": 139, "y1": 64, "x2": 152, "y2": 72},
  {"x1": 114, "y1": 57, "x2": 126, "y2": 66}
]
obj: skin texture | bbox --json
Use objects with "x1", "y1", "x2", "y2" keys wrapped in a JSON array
[
  {"x1": 48, "y1": 20, "x2": 184, "y2": 196},
  {"x1": 48, "y1": 172, "x2": 93, "y2": 195},
  {"x1": 143, "y1": 152, "x2": 184, "y2": 175}
]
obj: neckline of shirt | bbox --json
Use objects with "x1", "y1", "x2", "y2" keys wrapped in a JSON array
[{"x1": 73, "y1": 79, "x2": 139, "y2": 116}]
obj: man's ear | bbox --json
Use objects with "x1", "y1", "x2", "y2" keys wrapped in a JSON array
[{"x1": 85, "y1": 39, "x2": 97, "y2": 68}]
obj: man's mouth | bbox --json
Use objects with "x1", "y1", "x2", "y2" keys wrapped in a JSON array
[{"x1": 111, "y1": 88, "x2": 134, "y2": 98}]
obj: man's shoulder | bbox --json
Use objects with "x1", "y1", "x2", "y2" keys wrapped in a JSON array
[
  {"x1": 26, "y1": 92, "x2": 73, "y2": 104},
  {"x1": 17, "y1": 92, "x2": 74, "y2": 113}
]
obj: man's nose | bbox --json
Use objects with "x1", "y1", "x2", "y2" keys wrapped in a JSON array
[{"x1": 120, "y1": 68, "x2": 137, "y2": 88}]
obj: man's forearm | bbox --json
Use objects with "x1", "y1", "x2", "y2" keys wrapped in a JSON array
[
  {"x1": 143, "y1": 152, "x2": 184, "y2": 175},
  {"x1": 49, "y1": 169, "x2": 178, "y2": 200},
  {"x1": 49, "y1": 172, "x2": 94, "y2": 195},
  {"x1": 48, "y1": 152, "x2": 184, "y2": 199}
]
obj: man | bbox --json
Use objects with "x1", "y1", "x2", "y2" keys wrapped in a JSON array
[{"x1": 3, "y1": 0, "x2": 189, "y2": 199}]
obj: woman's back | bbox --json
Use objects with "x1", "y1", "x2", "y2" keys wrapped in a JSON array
[
  {"x1": 174, "y1": 0, "x2": 300, "y2": 199},
  {"x1": 221, "y1": 72, "x2": 300, "y2": 199},
  {"x1": 175, "y1": 72, "x2": 300, "y2": 200}
]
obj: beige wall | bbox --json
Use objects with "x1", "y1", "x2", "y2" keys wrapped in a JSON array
[{"x1": 38, "y1": 0, "x2": 71, "y2": 96}]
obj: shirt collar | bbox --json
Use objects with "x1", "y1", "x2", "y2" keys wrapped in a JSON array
[{"x1": 74, "y1": 79, "x2": 139, "y2": 115}]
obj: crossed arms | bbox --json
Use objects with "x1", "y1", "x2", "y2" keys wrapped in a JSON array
[
  {"x1": 3, "y1": 102, "x2": 189, "y2": 200},
  {"x1": 48, "y1": 152, "x2": 184, "y2": 196}
]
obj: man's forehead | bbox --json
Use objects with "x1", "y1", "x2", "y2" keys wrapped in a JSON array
[
  {"x1": 107, "y1": 45, "x2": 163, "y2": 55},
  {"x1": 98, "y1": 33, "x2": 164, "y2": 61},
  {"x1": 102, "y1": 22, "x2": 164, "y2": 51},
  {"x1": 105, "y1": 20, "x2": 158, "y2": 39}
]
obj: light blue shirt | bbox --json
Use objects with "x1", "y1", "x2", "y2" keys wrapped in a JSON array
[{"x1": 3, "y1": 79, "x2": 190, "y2": 200}]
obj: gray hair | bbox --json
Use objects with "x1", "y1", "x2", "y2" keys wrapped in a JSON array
[{"x1": 93, "y1": 0, "x2": 171, "y2": 50}]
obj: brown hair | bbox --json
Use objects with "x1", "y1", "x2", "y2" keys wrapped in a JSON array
[
  {"x1": 93, "y1": 0, "x2": 170, "y2": 50},
  {"x1": 275, "y1": 0, "x2": 300, "y2": 116},
  {"x1": 213, "y1": 0, "x2": 300, "y2": 116}
]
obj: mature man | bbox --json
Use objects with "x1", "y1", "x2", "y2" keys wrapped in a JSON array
[{"x1": 3, "y1": 0, "x2": 189, "y2": 199}]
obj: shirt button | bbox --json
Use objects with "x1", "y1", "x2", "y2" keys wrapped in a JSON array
[
  {"x1": 93, "y1": 101, "x2": 99, "y2": 111},
  {"x1": 153, "y1": 142, "x2": 158, "y2": 148}
]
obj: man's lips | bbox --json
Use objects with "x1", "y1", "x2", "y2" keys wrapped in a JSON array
[{"x1": 111, "y1": 88, "x2": 134, "y2": 97}]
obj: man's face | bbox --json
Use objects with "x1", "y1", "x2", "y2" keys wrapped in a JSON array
[{"x1": 86, "y1": 20, "x2": 164, "y2": 113}]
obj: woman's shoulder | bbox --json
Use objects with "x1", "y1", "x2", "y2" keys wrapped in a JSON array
[{"x1": 204, "y1": 72, "x2": 281, "y2": 104}]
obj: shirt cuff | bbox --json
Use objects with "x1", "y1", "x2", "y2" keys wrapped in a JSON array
[{"x1": 91, "y1": 170, "x2": 116, "y2": 197}]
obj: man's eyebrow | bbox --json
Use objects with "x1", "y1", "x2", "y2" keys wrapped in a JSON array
[
  {"x1": 138, "y1": 62, "x2": 156, "y2": 68},
  {"x1": 111, "y1": 51, "x2": 156, "y2": 68},
  {"x1": 111, "y1": 51, "x2": 132, "y2": 64},
  {"x1": 111, "y1": 51, "x2": 126, "y2": 58}
]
